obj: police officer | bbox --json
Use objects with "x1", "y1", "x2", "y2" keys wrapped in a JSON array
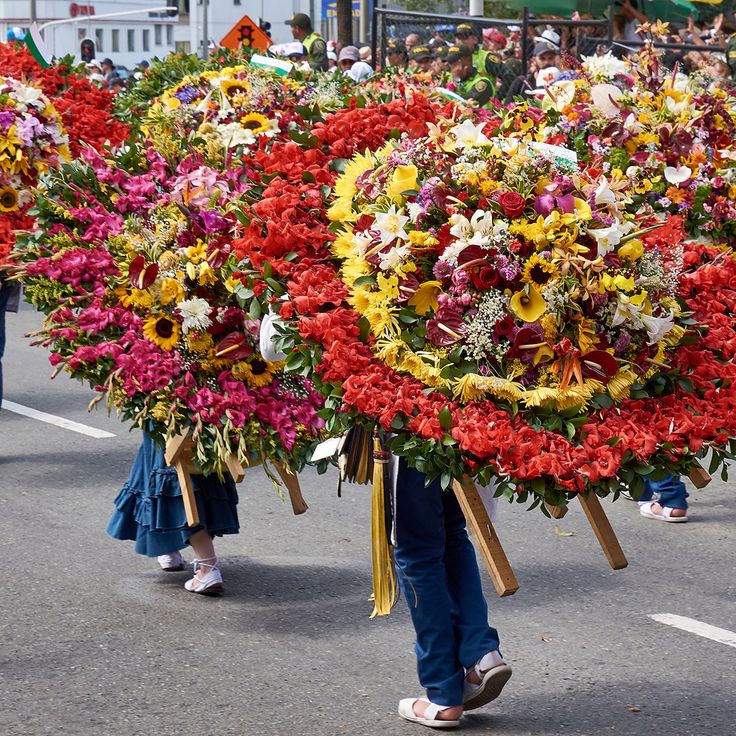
[
  {"x1": 287, "y1": 13, "x2": 328, "y2": 72},
  {"x1": 454, "y1": 22, "x2": 500, "y2": 79},
  {"x1": 409, "y1": 44, "x2": 433, "y2": 74},
  {"x1": 446, "y1": 44, "x2": 493, "y2": 107},
  {"x1": 385, "y1": 37, "x2": 407, "y2": 72},
  {"x1": 429, "y1": 39, "x2": 450, "y2": 79}
]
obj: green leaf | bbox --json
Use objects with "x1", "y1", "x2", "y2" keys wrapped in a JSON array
[
  {"x1": 248, "y1": 299, "x2": 261, "y2": 320},
  {"x1": 438, "y1": 406, "x2": 452, "y2": 431}
]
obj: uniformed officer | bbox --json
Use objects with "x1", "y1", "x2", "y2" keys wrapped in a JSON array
[
  {"x1": 446, "y1": 44, "x2": 494, "y2": 108},
  {"x1": 286, "y1": 13, "x2": 328, "y2": 72},
  {"x1": 454, "y1": 22, "x2": 501, "y2": 79},
  {"x1": 429, "y1": 39, "x2": 450, "y2": 79},
  {"x1": 409, "y1": 44, "x2": 433, "y2": 73},
  {"x1": 385, "y1": 37, "x2": 407, "y2": 72}
]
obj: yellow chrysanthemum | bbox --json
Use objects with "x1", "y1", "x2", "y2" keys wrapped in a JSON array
[
  {"x1": 334, "y1": 150, "x2": 374, "y2": 201},
  {"x1": 143, "y1": 315, "x2": 181, "y2": 350},
  {"x1": 607, "y1": 369, "x2": 636, "y2": 403},
  {"x1": 158, "y1": 278, "x2": 185, "y2": 306},
  {"x1": 186, "y1": 332, "x2": 214, "y2": 353}
]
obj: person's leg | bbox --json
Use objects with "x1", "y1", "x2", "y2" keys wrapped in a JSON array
[
  {"x1": 442, "y1": 489, "x2": 501, "y2": 667},
  {"x1": 0, "y1": 281, "x2": 9, "y2": 406},
  {"x1": 393, "y1": 459, "x2": 463, "y2": 717}
]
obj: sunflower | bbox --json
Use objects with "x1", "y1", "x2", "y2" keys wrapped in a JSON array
[
  {"x1": 0, "y1": 186, "x2": 19, "y2": 212},
  {"x1": 232, "y1": 358, "x2": 283, "y2": 388},
  {"x1": 239, "y1": 112, "x2": 271, "y2": 133},
  {"x1": 143, "y1": 315, "x2": 181, "y2": 350},
  {"x1": 221, "y1": 79, "x2": 250, "y2": 99},
  {"x1": 521, "y1": 254, "x2": 559, "y2": 287}
]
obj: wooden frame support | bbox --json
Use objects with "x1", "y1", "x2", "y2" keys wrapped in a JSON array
[
  {"x1": 687, "y1": 461, "x2": 711, "y2": 489},
  {"x1": 274, "y1": 461, "x2": 309, "y2": 515},
  {"x1": 164, "y1": 433, "x2": 200, "y2": 528},
  {"x1": 578, "y1": 492, "x2": 628, "y2": 570},
  {"x1": 453, "y1": 477, "x2": 519, "y2": 597},
  {"x1": 543, "y1": 501, "x2": 568, "y2": 519}
]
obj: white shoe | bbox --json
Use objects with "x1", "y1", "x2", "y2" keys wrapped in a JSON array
[
  {"x1": 398, "y1": 698, "x2": 461, "y2": 729},
  {"x1": 184, "y1": 556, "x2": 223, "y2": 595},
  {"x1": 463, "y1": 650, "x2": 512, "y2": 711},
  {"x1": 157, "y1": 551, "x2": 185, "y2": 571}
]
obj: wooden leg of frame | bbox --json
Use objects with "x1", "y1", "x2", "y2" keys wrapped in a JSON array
[
  {"x1": 174, "y1": 461, "x2": 200, "y2": 528},
  {"x1": 274, "y1": 462, "x2": 308, "y2": 515},
  {"x1": 687, "y1": 461, "x2": 711, "y2": 489},
  {"x1": 578, "y1": 492, "x2": 627, "y2": 570},
  {"x1": 544, "y1": 501, "x2": 568, "y2": 519},
  {"x1": 453, "y1": 477, "x2": 519, "y2": 597}
]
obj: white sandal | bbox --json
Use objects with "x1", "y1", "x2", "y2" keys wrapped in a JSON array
[
  {"x1": 184, "y1": 556, "x2": 224, "y2": 595},
  {"x1": 157, "y1": 551, "x2": 185, "y2": 572},
  {"x1": 463, "y1": 650, "x2": 512, "y2": 711},
  {"x1": 640, "y1": 501, "x2": 688, "y2": 523},
  {"x1": 398, "y1": 697, "x2": 461, "y2": 729}
]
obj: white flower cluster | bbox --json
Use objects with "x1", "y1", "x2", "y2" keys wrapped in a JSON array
[
  {"x1": 581, "y1": 52, "x2": 628, "y2": 81},
  {"x1": 463, "y1": 291, "x2": 509, "y2": 362}
]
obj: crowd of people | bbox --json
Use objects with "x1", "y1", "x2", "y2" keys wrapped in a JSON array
[{"x1": 265, "y1": 8, "x2": 736, "y2": 106}]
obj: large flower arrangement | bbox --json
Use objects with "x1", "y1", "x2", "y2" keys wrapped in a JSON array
[
  {"x1": 327, "y1": 120, "x2": 685, "y2": 412},
  {"x1": 16, "y1": 145, "x2": 324, "y2": 474},
  {"x1": 0, "y1": 44, "x2": 129, "y2": 157},
  {"x1": 271, "y1": 110, "x2": 736, "y2": 506},
  {"x1": 0, "y1": 76, "x2": 70, "y2": 266}
]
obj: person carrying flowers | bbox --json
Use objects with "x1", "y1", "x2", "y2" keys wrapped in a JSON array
[{"x1": 394, "y1": 461, "x2": 512, "y2": 728}]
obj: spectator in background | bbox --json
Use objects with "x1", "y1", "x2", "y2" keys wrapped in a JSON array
[
  {"x1": 101, "y1": 58, "x2": 119, "y2": 85},
  {"x1": 409, "y1": 45, "x2": 433, "y2": 74},
  {"x1": 359, "y1": 46, "x2": 373, "y2": 66},
  {"x1": 110, "y1": 78, "x2": 127, "y2": 95},
  {"x1": 405, "y1": 33, "x2": 423, "y2": 56},
  {"x1": 327, "y1": 50, "x2": 338, "y2": 71},
  {"x1": 86, "y1": 60, "x2": 107, "y2": 87},
  {"x1": 338, "y1": 46, "x2": 373, "y2": 82},
  {"x1": 385, "y1": 37, "x2": 407, "y2": 72},
  {"x1": 287, "y1": 12, "x2": 328, "y2": 71},
  {"x1": 483, "y1": 28, "x2": 508, "y2": 55}
]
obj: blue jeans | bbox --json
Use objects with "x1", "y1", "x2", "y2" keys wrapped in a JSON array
[
  {"x1": 393, "y1": 459, "x2": 501, "y2": 707},
  {"x1": 641, "y1": 475, "x2": 688, "y2": 510},
  {"x1": 0, "y1": 279, "x2": 9, "y2": 406}
]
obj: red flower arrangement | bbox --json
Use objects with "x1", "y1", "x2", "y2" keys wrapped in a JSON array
[{"x1": 0, "y1": 44, "x2": 128, "y2": 156}]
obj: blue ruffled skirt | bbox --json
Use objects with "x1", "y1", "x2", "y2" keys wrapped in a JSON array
[{"x1": 106, "y1": 433, "x2": 240, "y2": 557}]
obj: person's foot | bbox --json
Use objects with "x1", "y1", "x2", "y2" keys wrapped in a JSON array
[
  {"x1": 411, "y1": 700, "x2": 463, "y2": 722},
  {"x1": 398, "y1": 697, "x2": 462, "y2": 728},
  {"x1": 157, "y1": 551, "x2": 185, "y2": 571},
  {"x1": 184, "y1": 556, "x2": 223, "y2": 595},
  {"x1": 640, "y1": 501, "x2": 688, "y2": 523},
  {"x1": 463, "y1": 650, "x2": 512, "y2": 710}
]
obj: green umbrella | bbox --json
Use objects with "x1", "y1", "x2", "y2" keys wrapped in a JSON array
[{"x1": 505, "y1": 0, "x2": 700, "y2": 21}]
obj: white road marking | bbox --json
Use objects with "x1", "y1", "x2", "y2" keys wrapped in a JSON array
[
  {"x1": 1, "y1": 400, "x2": 116, "y2": 439},
  {"x1": 649, "y1": 614, "x2": 736, "y2": 649}
]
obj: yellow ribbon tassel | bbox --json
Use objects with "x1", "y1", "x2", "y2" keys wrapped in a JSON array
[{"x1": 370, "y1": 434, "x2": 397, "y2": 618}]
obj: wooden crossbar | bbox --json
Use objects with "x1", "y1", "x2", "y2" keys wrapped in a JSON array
[{"x1": 453, "y1": 477, "x2": 519, "y2": 597}]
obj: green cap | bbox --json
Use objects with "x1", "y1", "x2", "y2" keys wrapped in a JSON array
[
  {"x1": 446, "y1": 44, "x2": 472, "y2": 62},
  {"x1": 286, "y1": 13, "x2": 312, "y2": 30}
]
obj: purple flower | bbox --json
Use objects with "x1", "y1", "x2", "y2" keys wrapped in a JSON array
[
  {"x1": 0, "y1": 111, "x2": 15, "y2": 129},
  {"x1": 198, "y1": 209, "x2": 229, "y2": 233},
  {"x1": 534, "y1": 194, "x2": 555, "y2": 216}
]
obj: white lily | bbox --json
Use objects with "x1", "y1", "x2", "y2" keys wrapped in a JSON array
[
  {"x1": 374, "y1": 205, "x2": 410, "y2": 245},
  {"x1": 378, "y1": 244, "x2": 411, "y2": 271},
  {"x1": 588, "y1": 220, "x2": 633, "y2": 257},
  {"x1": 594, "y1": 178, "x2": 618, "y2": 206},
  {"x1": 610, "y1": 293, "x2": 643, "y2": 328},
  {"x1": 450, "y1": 119, "x2": 490, "y2": 150},
  {"x1": 641, "y1": 311, "x2": 675, "y2": 345}
]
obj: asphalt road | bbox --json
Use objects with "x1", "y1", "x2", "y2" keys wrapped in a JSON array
[{"x1": 2, "y1": 304, "x2": 735, "y2": 736}]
